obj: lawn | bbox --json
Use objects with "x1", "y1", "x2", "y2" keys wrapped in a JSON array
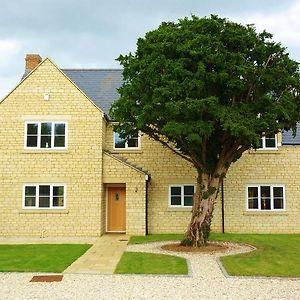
[
  {"x1": 129, "y1": 233, "x2": 300, "y2": 277},
  {"x1": 0, "y1": 244, "x2": 91, "y2": 272},
  {"x1": 114, "y1": 251, "x2": 188, "y2": 275}
]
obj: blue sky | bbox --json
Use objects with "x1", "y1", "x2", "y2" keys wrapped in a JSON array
[{"x1": 0, "y1": 0, "x2": 299, "y2": 98}]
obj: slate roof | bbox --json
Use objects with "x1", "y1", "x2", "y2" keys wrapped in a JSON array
[
  {"x1": 22, "y1": 68, "x2": 123, "y2": 117},
  {"x1": 62, "y1": 69, "x2": 123, "y2": 116},
  {"x1": 282, "y1": 123, "x2": 300, "y2": 145}
]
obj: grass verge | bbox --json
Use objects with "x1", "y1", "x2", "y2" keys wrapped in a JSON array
[
  {"x1": 129, "y1": 233, "x2": 300, "y2": 277},
  {"x1": 114, "y1": 251, "x2": 188, "y2": 275},
  {"x1": 0, "y1": 244, "x2": 91, "y2": 272}
]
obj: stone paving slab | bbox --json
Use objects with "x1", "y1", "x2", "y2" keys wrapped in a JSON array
[{"x1": 63, "y1": 234, "x2": 129, "y2": 274}]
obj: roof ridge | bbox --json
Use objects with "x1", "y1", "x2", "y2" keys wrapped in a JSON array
[{"x1": 62, "y1": 68, "x2": 122, "y2": 71}]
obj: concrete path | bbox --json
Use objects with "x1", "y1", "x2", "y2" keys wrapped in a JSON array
[{"x1": 64, "y1": 234, "x2": 129, "y2": 274}]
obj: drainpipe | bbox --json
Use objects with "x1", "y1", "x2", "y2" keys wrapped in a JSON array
[
  {"x1": 145, "y1": 175, "x2": 150, "y2": 235},
  {"x1": 221, "y1": 179, "x2": 225, "y2": 234}
]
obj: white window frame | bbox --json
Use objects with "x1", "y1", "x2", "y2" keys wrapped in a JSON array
[
  {"x1": 113, "y1": 131, "x2": 141, "y2": 150},
  {"x1": 22, "y1": 184, "x2": 67, "y2": 209},
  {"x1": 24, "y1": 121, "x2": 68, "y2": 150},
  {"x1": 169, "y1": 184, "x2": 195, "y2": 207},
  {"x1": 257, "y1": 133, "x2": 278, "y2": 150},
  {"x1": 246, "y1": 184, "x2": 285, "y2": 211}
]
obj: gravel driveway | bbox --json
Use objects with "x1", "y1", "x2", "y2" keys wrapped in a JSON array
[{"x1": 1, "y1": 241, "x2": 300, "y2": 300}]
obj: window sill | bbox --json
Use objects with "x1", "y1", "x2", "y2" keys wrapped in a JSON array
[
  {"x1": 19, "y1": 209, "x2": 69, "y2": 214},
  {"x1": 167, "y1": 207, "x2": 192, "y2": 212},
  {"x1": 248, "y1": 149, "x2": 280, "y2": 154},
  {"x1": 22, "y1": 150, "x2": 69, "y2": 154},
  {"x1": 243, "y1": 211, "x2": 288, "y2": 216},
  {"x1": 110, "y1": 150, "x2": 143, "y2": 154}
]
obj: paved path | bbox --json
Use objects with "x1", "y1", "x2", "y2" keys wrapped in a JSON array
[{"x1": 64, "y1": 234, "x2": 129, "y2": 274}]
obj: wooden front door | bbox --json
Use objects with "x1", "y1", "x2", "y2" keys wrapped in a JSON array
[{"x1": 107, "y1": 187, "x2": 126, "y2": 232}]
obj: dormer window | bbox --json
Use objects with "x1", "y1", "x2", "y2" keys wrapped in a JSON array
[
  {"x1": 25, "y1": 121, "x2": 67, "y2": 149},
  {"x1": 114, "y1": 131, "x2": 140, "y2": 149},
  {"x1": 258, "y1": 133, "x2": 277, "y2": 150}
]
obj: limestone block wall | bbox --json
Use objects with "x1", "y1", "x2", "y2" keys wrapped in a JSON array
[
  {"x1": 104, "y1": 125, "x2": 224, "y2": 234},
  {"x1": 223, "y1": 147, "x2": 300, "y2": 233},
  {"x1": 105, "y1": 124, "x2": 300, "y2": 234},
  {"x1": 103, "y1": 153, "x2": 147, "y2": 235},
  {"x1": 0, "y1": 59, "x2": 104, "y2": 237}
]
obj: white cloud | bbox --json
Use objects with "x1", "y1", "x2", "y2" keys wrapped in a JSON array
[
  {"x1": 0, "y1": 39, "x2": 21, "y2": 67},
  {"x1": 231, "y1": 0, "x2": 300, "y2": 59}
]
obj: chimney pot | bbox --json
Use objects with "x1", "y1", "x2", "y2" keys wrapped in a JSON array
[{"x1": 25, "y1": 54, "x2": 42, "y2": 71}]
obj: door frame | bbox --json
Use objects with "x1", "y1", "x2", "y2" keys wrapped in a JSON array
[{"x1": 106, "y1": 184, "x2": 126, "y2": 233}]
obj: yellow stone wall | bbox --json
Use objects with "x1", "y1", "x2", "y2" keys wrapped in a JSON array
[
  {"x1": 102, "y1": 153, "x2": 147, "y2": 235},
  {"x1": 0, "y1": 59, "x2": 104, "y2": 237},
  {"x1": 105, "y1": 124, "x2": 300, "y2": 234},
  {"x1": 223, "y1": 147, "x2": 300, "y2": 233},
  {"x1": 1, "y1": 57, "x2": 299, "y2": 237}
]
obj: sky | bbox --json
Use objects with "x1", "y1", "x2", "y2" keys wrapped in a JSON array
[{"x1": 1, "y1": 0, "x2": 300, "y2": 99}]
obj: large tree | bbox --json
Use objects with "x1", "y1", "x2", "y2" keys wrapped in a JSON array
[{"x1": 110, "y1": 15, "x2": 300, "y2": 246}]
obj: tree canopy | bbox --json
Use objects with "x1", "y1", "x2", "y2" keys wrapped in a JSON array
[
  {"x1": 110, "y1": 15, "x2": 300, "y2": 246},
  {"x1": 111, "y1": 15, "x2": 300, "y2": 175}
]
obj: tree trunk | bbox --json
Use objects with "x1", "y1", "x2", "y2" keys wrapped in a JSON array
[{"x1": 182, "y1": 173, "x2": 222, "y2": 247}]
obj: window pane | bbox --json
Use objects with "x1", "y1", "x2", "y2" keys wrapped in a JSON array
[
  {"x1": 25, "y1": 196, "x2": 36, "y2": 207},
  {"x1": 25, "y1": 186, "x2": 36, "y2": 196},
  {"x1": 41, "y1": 136, "x2": 51, "y2": 148},
  {"x1": 39, "y1": 185, "x2": 50, "y2": 196},
  {"x1": 265, "y1": 137, "x2": 276, "y2": 148},
  {"x1": 54, "y1": 136, "x2": 65, "y2": 147},
  {"x1": 53, "y1": 186, "x2": 64, "y2": 196},
  {"x1": 184, "y1": 196, "x2": 193, "y2": 206},
  {"x1": 114, "y1": 132, "x2": 126, "y2": 148},
  {"x1": 41, "y1": 123, "x2": 52, "y2": 135},
  {"x1": 248, "y1": 187, "x2": 258, "y2": 198},
  {"x1": 184, "y1": 186, "x2": 194, "y2": 195},
  {"x1": 261, "y1": 198, "x2": 271, "y2": 210},
  {"x1": 258, "y1": 138, "x2": 263, "y2": 148},
  {"x1": 273, "y1": 187, "x2": 283, "y2": 198},
  {"x1": 53, "y1": 196, "x2": 64, "y2": 207},
  {"x1": 171, "y1": 196, "x2": 181, "y2": 205},
  {"x1": 54, "y1": 123, "x2": 65, "y2": 135},
  {"x1": 171, "y1": 186, "x2": 181, "y2": 196},
  {"x1": 274, "y1": 198, "x2": 284, "y2": 209},
  {"x1": 248, "y1": 198, "x2": 258, "y2": 209},
  {"x1": 39, "y1": 197, "x2": 50, "y2": 207},
  {"x1": 261, "y1": 186, "x2": 270, "y2": 197},
  {"x1": 127, "y1": 138, "x2": 139, "y2": 148},
  {"x1": 27, "y1": 136, "x2": 38, "y2": 147},
  {"x1": 27, "y1": 124, "x2": 38, "y2": 134}
]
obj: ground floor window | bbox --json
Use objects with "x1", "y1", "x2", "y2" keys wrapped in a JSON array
[
  {"x1": 23, "y1": 184, "x2": 66, "y2": 209},
  {"x1": 247, "y1": 185, "x2": 285, "y2": 211},
  {"x1": 169, "y1": 184, "x2": 195, "y2": 207}
]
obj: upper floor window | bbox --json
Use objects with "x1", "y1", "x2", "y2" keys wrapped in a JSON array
[
  {"x1": 23, "y1": 184, "x2": 66, "y2": 209},
  {"x1": 114, "y1": 131, "x2": 140, "y2": 149},
  {"x1": 25, "y1": 122, "x2": 67, "y2": 149},
  {"x1": 258, "y1": 133, "x2": 277, "y2": 150},
  {"x1": 247, "y1": 185, "x2": 285, "y2": 211},
  {"x1": 169, "y1": 184, "x2": 195, "y2": 207}
]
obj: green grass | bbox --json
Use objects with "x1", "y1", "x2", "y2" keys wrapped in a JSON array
[
  {"x1": 212, "y1": 233, "x2": 300, "y2": 277},
  {"x1": 0, "y1": 244, "x2": 91, "y2": 272},
  {"x1": 129, "y1": 234, "x2": 183, "y2": 244},
  {"x1": 114, "y1": 251, "x2": 188, "y2": 275},
  {"x1": 129, "y1": 233, "x2": 300, "y2": 277}
]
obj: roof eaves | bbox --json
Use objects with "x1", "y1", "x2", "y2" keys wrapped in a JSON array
[{"x1": 103, "y1": 150, "x2": 150, "y2": 177}]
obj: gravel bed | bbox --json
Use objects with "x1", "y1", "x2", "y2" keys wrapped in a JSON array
[{"x1": 1, "y1": 241, "x2": 300, "y2": 300}]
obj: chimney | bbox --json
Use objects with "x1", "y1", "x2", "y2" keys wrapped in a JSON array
[{"x1": 25, "y1": 54, "x2": 42, "y2": 71}]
